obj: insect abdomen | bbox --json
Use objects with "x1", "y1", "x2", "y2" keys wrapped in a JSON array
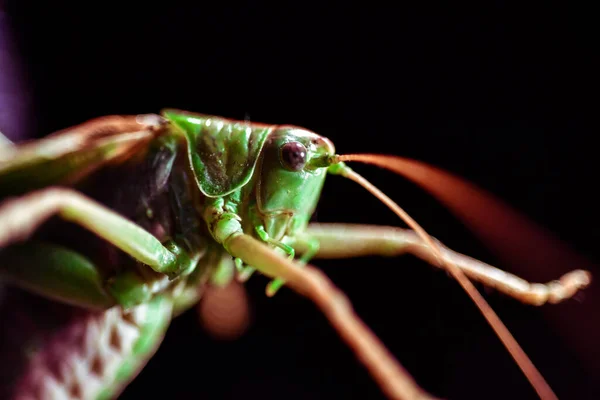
[{"x1": 0, "y1": 287, "x2": 172, "y2": 400}]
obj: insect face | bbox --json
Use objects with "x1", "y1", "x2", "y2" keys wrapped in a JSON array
[{"x1": 256, "y1": 127, "x2": 335, "y2": 241}]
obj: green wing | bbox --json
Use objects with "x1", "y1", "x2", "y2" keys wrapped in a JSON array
[
  {"x1": 0, "y1": 114, "x2": 166, "y2": 196},
  {"x1": 162, "y1": 109, "x2": 271, "y2": 197}
]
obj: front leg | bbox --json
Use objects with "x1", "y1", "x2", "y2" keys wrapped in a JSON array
[
  {"x1": 234, "y1": 207, "x2": 297, "y2": 284},
  {"x1": 297, "y1": 223, "x2": 591, "y2": 306},
  {"x1": 204, "y1": 197, "x2": 303, "y2": 294},
  {"x1": 201, "y1": 201, "x2": 438, "y2": 399}
]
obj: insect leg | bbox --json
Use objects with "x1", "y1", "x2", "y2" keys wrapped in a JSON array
[
  {"x1": 234, "y1": 257, "x2": 256, "y2": 281},
  {"x1": 299, "y1": 223, "x2": 591, "y2": 305},
  {"x1": 266, "y1": 236, "x2": 320, "y2": 296},
  {"x1": 222, "y1": 232, "x2": 438, "y2": 400},
  {"x1": 206, "y1": 198, "x2": 297, "y2": 288},
  {"x1": 205, "y1": 208, "x2": 433, "y2": 399},
  {"x1": 0, "y1": 188, "x2": 194, "y2": 279},
  {"x1": 232, "y1": 227, "x2": 296, "y2": 284},
  {"x1": 203, "y1": 207, "x2": 438, "y2": 398},
  {"x1": 241, "y1": 206, "x2": 310, "y2": 295}
]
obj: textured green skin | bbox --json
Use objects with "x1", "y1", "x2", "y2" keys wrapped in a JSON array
[{"x1": 0, "y1": 109, "x2": 336, "y2": 399}]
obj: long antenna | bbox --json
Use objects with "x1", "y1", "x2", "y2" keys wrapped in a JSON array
[{"x1": 332, "y1": 155, "x2": 557, "y2": 400}]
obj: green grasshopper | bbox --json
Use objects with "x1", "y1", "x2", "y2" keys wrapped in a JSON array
[{"x1": 0, "y1": 109, "x2": 592, "y2": 400}]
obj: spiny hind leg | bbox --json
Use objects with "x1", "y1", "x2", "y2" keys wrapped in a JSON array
[{"x1": 298, "y1": 223, "x2": 591, "y2": 306}]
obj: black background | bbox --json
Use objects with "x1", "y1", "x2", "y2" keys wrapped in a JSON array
[{"x1": 1, "y1": 2, "x2": 598, "y2": 399}]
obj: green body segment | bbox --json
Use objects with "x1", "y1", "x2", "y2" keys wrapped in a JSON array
[
  {"x1": 0, "y1": 109, "x2": 337, "y2": 398},
  {"x1": 163, "y1": 109, "x2": 272, "y2": 197}
]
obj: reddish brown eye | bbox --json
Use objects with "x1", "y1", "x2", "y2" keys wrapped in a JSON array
[{"x1": 280, "y1": 141, "x2": 307, "y2": 171}]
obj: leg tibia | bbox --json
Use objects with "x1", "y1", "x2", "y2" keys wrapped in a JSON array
[
  {"x1": 266, "y1": 236, "x2": 320, "y2": 296},
  {"x1": 0, "y1": 188, "x2": 185, "y2": 278},
  {"x1": 300, "y1": 223, "x2": 591, "y2": 306},
  {"x1": 223, "y1": 232, "x2": 437, "y2": 400}
]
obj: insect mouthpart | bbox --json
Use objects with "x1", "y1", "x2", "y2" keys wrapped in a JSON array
[
  {"x1": 262, "y1": 211, "x2": 295, "y2": 242},
  {"x1": 255, "y1": 128, "x2": 333, "y2": 243}
]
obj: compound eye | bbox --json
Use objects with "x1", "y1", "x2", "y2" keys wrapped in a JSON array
[{"x1": 280, "y1": 141, "x2": 308, "y2": 171}]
